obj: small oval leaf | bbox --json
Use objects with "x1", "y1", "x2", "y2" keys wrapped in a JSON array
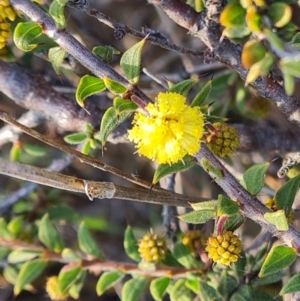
[
  {"x1": 190, "y1": 200, "x2": 218, "y2": 211},
  {"x1": 78, "y1": 222, "x2": 104, "y2": 259},
  {"x1": 170, "y1": 279, "x2": 192, "y2": 301},
  {"x1": 191, "y1": 79, "x2": 212, "y2": 107},
  {"x1": 220, "y1": 3, "x2": 246, "y2": 27},
  {"x1": 120, "y1": 39, "x2": 145, "y2": 84},
  {"x1": 259, "y1": 245, "x2": 296, "y2": 278},
  {"x1": 269, "y1": 2, "x2": 292, "y2": 28},
  {"x1": 64, "y1": 133, "x2": 87, "y2": 145},
  {"x1": 172, "y1": 241, "x2": 203, "y2": 269},
  {"x1": 242, "y1": 162, "x2": 269, "y2": 195},
  {"x1": 124, "y1": 226, "x2": 141, "y2": 262},
  {"x1": 13, "y1": 22, "x2": 43, "y2": 52},
  {"x1": 7, "y1": 249, "x2": 42, "y2": 264},
  {"x1": 152, "y1": 155, "x2": 195, "y2": 184},
  {"x1": 122, "y1": 276, "x2": 147, "y2": 301},
  {"x1": 264, "y1": 210, "x2": 288, "y2": 231},
  {"x1": 14, "y1": 259, "x2": 47, "y2": 295},
  {"x1": 169, "y1": 79, "x2": 197, "y2": 97},
  {"x1": 103, "y1": 77, "x2": 127, "y2": 94},
  {"x1": 275, "y1": 174, "x2": 300, "y2": 215},
  {"x1": 178, "y1": 210, "x2": 216, "y2": 224},
  {"x1": 58, "y1": 265, "x2": 82, "y2": 293},
  {"x1": 76, "y1": 75, "x2": 106, "y2": 107},
  {"x1": 23, "y1": 143, "x2": 47, "y2": 157},
  {"x1": 38, "y1": 214, "x2": 64, "y2": 253},
  {"x1": 49, "y1": 0, "x2": 68, "y2": 29},
  {"x1": 96, "y1": 270, "x2": 124, "y2": 296},
  {"x1": 150, "y1": 277, "x2": 171, "y2": 301},
  {"x1": 280, "y1": 273, "x2": 300, "y2": 295},
  {"x1": 48, "y1": 46, "x2": 66, "y2": 75},
  {"x1": 93, "y1": 45, "x2": 120, "y2": 63}
]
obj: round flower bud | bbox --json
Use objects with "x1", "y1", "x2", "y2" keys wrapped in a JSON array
[
  {"x1": 138, "y1": 231, "x2": 167, "y2": 264},
  {"x1": 205, "y1": 231, "x2": 242, "y2": 266},
  {"x1": 206, "y1": 123, "x2": 240, "y2": 157},
  {"x1": 182, "y1": 230, "x2": 207, "y2": 257},
  {"x1": 46, "y1": 276, "x2": 69, "y2": 301}
]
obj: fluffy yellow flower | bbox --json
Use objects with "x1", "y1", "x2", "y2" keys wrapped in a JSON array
[{"x1": 128, "y1": 92, "x2": 204, "y2": 164}]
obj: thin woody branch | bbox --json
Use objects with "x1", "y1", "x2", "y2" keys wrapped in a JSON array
[
  {"x1": 150, "y1": 0, "x2": 300, "y2": 127},
  {"x1": 196, "y1": 145, "x2": 300, "y2": 254},
  {"x1": 9, "y1": 0, "x2": 151, "y2": 105},
  {"x1": 0, "y1": 158, "x2": 206, "y2": 207},
  {"x1": 0, "y1": 238, "x2": 204, "y2": 278}
]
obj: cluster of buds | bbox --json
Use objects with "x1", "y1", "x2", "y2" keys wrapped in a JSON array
[
  {"x1": 182, "y1": 230, "x2": 207, "y2": 257},
  {"x1": 138, "y1": 231, "x2": 167, "y2": 264},
  {"x1": 206, "y1": 123, "x2": 240, "y2": 157},
  {"x1": 46, "y1": 276, "x2": 69, "y2": 301},
  {"x1": 205, "y1": 230, "x2": 242, "y2": 266},
  {"x1": 0, "y1": 0, "x2": 16, "y2": 49}
]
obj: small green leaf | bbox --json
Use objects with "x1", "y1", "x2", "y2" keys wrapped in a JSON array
[
  {"x1": 3, "y1": 265, "x2": 19, "y2": 285},
  {"x1": 253, "y1": 271, "x2": 285, "y2": 288},
  {"x1": 264, "y1": 210, "x2": 289, "y2": 231},
  {"x1": 120, "y1": 39, "x2": 145, "y2": 85},
  {"x1": 93, "y1": 45, "x2": 120, "y2": 63},
  {"x1": 0, "y1": 218, "x2": 14, "y2": 240},
  {"x1": 178, "y1": 209, "x2": 216, "y2": 224},
  {"x1": 268, "y1": 2, "x2": 292, "y2": 28},
  {"x1": 217, "y1": 195, "x2": 240, "y2": 216},
  {"x1": 124, "y1": 226, "x2": 141, "y2": 262},
  {"x1": 10, "y1": 144, "x2": 21, "y2": 161},
  {"x1": 38, "y1": 214, "x2": 64, "y2": 253},
  {"x1": 113, "y1": 97, "x2": 138, "y2": 112},
  {"x1": 61, "y1": 248, "x2": 82, "y2": 262},
  {"x1": 7, "y1": 216, "x2": 23, "y2": 236},
  {"x1": 152, "y1": 155, "x2": 195, "y2": 184},
  {"x1": 7, "y1": 249, "x2": 42, "y2": 264},
  {"x1": 170, "y1": 279, "x2": 193, "y2": 301},
  {"x1": 222, "y1": 26, "x2": 251, "y2": 39},
  {"x1": 191, "y1": 79, "x2": 212, "y2": 107},
  {"x1": 190, "y1": 200, "x2": 218, "y2": 211},
  {"x1": 76, "y1": 75, "x2": 106, "y2": 107},
  {"x1": 201, "y1": 158, "x2": 223, "y2": 179},
  {"x1": 224, "y1": 214, "x2": 245, "y2": 231},
  {"x1": 280, "y1": 273, "x2": 300, "y2": 295},
  {"x1": 96, "y1": 270, "x2": 124, "y2": 296},
  {"x1": 81, "y1": 140, "x2": 91, "y2": 155},
  {"x1": 64, "y1": 132, "x2": 87, "y2": 145},
  {"x1": 14, "y1": 259, "x2": 47, "y2": 295},
  {"x1": 49, "y1": 0, "x2": 68, "y2": 29},
  {"x1": 242, "y1": 40, "x2": 266, "y2": 68},
  {"x1": 231, "y1": 285, "x2": 274, "y2": 301},
  {"x1": 100, "y1": 105, "x2": 134, "y2": 146},
  {"x1": 246, "y1": 6, "x2": 262, "y2": 32},
  {"x1": 242, "y1": 162, "x2": 269, "y2": 195},
  {"x1": 185, "y1": 278, "x2": 199, "y2": 294},
  {"x1": 291, "y1": 32, "x2": 300, "y2": 50},
  {"x1": 275, "y1": 174, "x2": 300, "y2": 215},
  {"x1": 48, "y1": 46, "x2": 66, "y2": 75},
  {"x1": 198, "y1": 281, "x2": 221, "y2": 301},
  {"x1": 13, "y1": 22, "x2": 43, "y2": 52},
  {"x1": 23, "y1": 143, "x2": 47, "y2": 157},
  {"x1": 169, "y1": 79, "x2": 197, "y2": 97},
  {"x1": 68, "y1": 269, "x2": 86, "y2": 299},
  {"x1": 283, "y1": 71, "x2": 295, "y2": 96},
  {"x1": 58, "y1": 265, "x2": 82, "y2": 293},
  {"x1": 150, "y1": 277, "x2": 170, "y2": 301},
  {"x1": 122, "y1": 276, "x2": 147, "y2": 301},
  {"x1": 281, "y1": 59, "x2": 300, "y2": 78},
  {"x1": 172, "y1": 241, "x2": 203, "y2": 268},
  {"x1": 259, "y1": 245, "x2": 296, "y2": 278},
  {"x1": 78, "y1": 222, "x2": 104, "y2": 259},
  {"x1": 103, "y1": 77, "x2": 128, "y2": 94},
  {"x1": 218, "y1": 271, "x2": 238, "y2": 297},
  {"x1": 220, "y1": 3, "x2": 246, "y2": 27}
]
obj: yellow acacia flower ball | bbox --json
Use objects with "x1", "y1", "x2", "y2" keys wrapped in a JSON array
[
  {"x1": 138, "y1": 232, "x2": 167, "y2": 264},
  {"x1": 46, "y1": 276, "x2": 69, "y2": 301},
  {"x1": 205, "y1": 231, "x2": 242, "y2": 266},
  {"x1": 128, "y1": 92, "x2": 205, "y2": 164},
  {"x1": 182, "y1": 230, "x2": 207, "y2": 257}
]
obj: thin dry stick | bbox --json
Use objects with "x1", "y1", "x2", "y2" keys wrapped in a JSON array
[
  {"x1": 0, "y1": 238, "x2": 204, "y2": 278},
  {"x1": 0, "y1": 158, "x2": 204, "y2": 207},
  {"x1": 0, "y1": 111, "x2": 208, "y2": 205}
]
